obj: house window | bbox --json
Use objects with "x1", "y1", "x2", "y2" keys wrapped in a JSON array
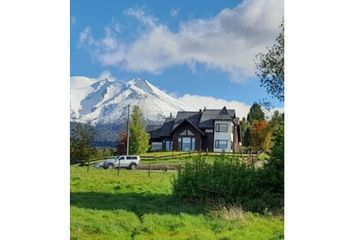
[
  {"x1": 165, "y1": 140, "x2": 172, "y2": 150},
  {"x1": 215, "y1": 123, "x2": 228, "y2": 132},
  {"x1": 180, "y1": 129, "x2": 194, "y2": 136},
  {"x1": 187, "y1": 130, "x2": 194, "y2": 136},
  {"x1": 215, "y1": 140, "x2": 228, "y2": 149},
  {"x1": 178, "y1": 137, "x2": 195, "y2": 151},
  {"x1": 151, "y1": 142, "x2": 162, "y2": 151}
]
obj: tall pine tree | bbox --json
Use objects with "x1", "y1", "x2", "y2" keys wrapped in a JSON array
[
  {"x1": 247, "y1": 103, "x2": 265, "y2": 122},
  {"x1": 129, "y1": 106, "x2": 149, "y2": 154}
]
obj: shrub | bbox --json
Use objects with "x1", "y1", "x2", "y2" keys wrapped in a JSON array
[{"x1": 172, "y1": 156, "x2": 283, "y2": 213}]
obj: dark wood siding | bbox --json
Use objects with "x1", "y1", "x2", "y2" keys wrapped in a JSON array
[
  {"x1": 232, "y1": 124, "x2": 241, "y2": 152},
  {"x1": 201, "y1": 132, "x2": 214, "y2": 152}
]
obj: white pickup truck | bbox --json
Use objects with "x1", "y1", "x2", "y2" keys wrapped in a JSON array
[{"x1": 100, "y1": 155, "x2": 140, "y2": 170}]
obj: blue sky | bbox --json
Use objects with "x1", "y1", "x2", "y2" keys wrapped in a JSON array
[{"x1": 71, "y1": 0, "x2": 284, "y2": 110}]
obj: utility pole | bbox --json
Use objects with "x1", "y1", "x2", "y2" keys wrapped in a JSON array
[{"x1": 126, "y1": 104, "x2": 130, "y2": 155}]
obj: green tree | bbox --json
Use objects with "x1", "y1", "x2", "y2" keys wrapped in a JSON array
[
  {"x1": 129, "y1": 106, "x2": 149, "y2": 154},
  {"x1": 250, "y1": 120, "x2": 272, "y2": 152},
  {"x1": 240, "y1": 117, "x2": 251, "y2": 147},
  {"x1": 247, "y1": 103, "x2": 265, "y2": 122},
  {"x1": 270, "y1": 124, "x2": 284, "y2": 162},
  {"x1": 116, "y1": 131, "x2": 128, "y2": 155},
  {"x1": 270, "y1": 110, "x2": 284, "y2": 129},
  {"x1": 255, "y1": 22, "x2": 284, "y2": 102},
  {"x1": 70, "y1": 123, "x2": 95, "y2": 164},
  {"x1": 243, "y1": 128, "x2": 252, "y2": 147}
]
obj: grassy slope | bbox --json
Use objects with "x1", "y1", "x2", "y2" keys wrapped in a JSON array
[{"x1": 71, "y1": 166, "x2": 283, "y2": 240}]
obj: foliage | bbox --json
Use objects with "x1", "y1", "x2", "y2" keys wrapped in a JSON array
[
  {"x1": 269, "y1": 124, "x2": 284, "y2": 163},
  {"x1": 129, "y1": 106, "x2": 150, "y2": 154},
  {"x1": 242, "y1": 127, "x2": 252, "y2": 147},
  {"x1": 255, "y1": 22, "x2": 284, "y2": 102},
  {"x1": 70, "y1": 123, "x2": 95, "y2": 163},
  {"x1": 247, "y1": 103, "x2": 265, "y2": 122},
  {"x1": 260, "y1": 125, "x2": 284, "y2": 212},
  {"x1": 71, "y1": 166, "x2": 284, "y2": 239},
  {"x1": 258, "y1": 152, "x2": 270, "y2": 161},
  {"x1": 270, "y1": 110, "x2": 284, "y2": 131},
  {"x1": 240, "y1": 117, "x2": 251, "y2": 147},
  {"x1": 116, "y1": 131, "x2": 128, "y2": 155},
  {"x1": 91, "y1": 147, "x2": 116, "y2": 159},
  {"x1": 172, "y1": 157, "x2": 284, "y2": 213},
  {"x1": 250, "y1": 120, "x2": 272, "y2": 151}
]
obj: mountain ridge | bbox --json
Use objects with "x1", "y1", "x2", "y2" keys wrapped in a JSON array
[{"x1": 70, "y1": 76, "x2": 187, "y2": 126}]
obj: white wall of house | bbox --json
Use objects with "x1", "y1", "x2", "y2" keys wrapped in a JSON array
[{"x1": 213, "y1": 120, "x2": 234, "y2": 152}]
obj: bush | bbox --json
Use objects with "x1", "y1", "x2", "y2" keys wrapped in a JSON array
[{"x1": 172, "y1": 156, "x2": 283, "y2": 213}]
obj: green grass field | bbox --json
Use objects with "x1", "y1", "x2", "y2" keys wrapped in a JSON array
[{"x1": 71, "y1": 166, "x2": 283, "y2": 240}]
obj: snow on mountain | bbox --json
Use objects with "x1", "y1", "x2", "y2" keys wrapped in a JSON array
[{"x1": 70, "y1": 76, "x2": 187, "y2": 126}]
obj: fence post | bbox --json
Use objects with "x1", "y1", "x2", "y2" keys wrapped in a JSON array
[
  {"x1": 148, "y1": 163, "x2": 151, "y2": 177},
  {"x1": 117, "y1": 159, "x2": 120, "y2": 176},
  {"x1": 86, "y1": 158, "x2": 90, "y2": 173}
]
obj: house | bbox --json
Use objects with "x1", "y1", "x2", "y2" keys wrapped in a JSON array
[{"x1": 146, "y1": 106, "x2": 241, "y2": 152}]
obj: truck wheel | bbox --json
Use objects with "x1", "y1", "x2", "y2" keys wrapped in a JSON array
[{"x1": 129, "y1": 163, "x2": 137, "y2": 170}]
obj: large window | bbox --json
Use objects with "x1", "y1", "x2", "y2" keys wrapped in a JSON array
[
  {"x1": 164, "y1": 140, "x2": 172, "y2": 150},
  {"x1": 215, "y1": 123, "x2": 228, "y2": 132},
  {"x1": 178, "y1": 137, "x2": 195, "y2": 151},
  {"x1": 178, "y1": 128, "x2": 196, "y2": 151},
  {"x1": 215, "y1": 140, "x2": 228, "y2": 149}
]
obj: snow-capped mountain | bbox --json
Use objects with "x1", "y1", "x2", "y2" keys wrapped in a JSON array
[{"x1": 70, "y1": 76, "x2": 186, "y2": 126}]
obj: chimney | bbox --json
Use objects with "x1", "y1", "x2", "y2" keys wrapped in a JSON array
[
  {"x1": 170, "y1": 112, "x2": 172, "y2": 118},
  {"x1": 199, "y1": 109, "x2": 202, "y2": 113},
  {"x1": 203, "y1": 106, "x2": 206, "y2": 111}
]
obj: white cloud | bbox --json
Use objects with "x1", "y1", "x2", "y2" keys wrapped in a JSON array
[
  {"x1": 170, "y1": 7, "x2": 180, "y2": 17},
  {"x1": 178, "y1": 94, "x2": 283, "y2": 119},
  {"x1": 124, "y1": 8, "x2": 158, "y2": 28},
  {"x1": 97, "y1": 70, "x2": 117, "y2": 81},
  {"x1": 79, "y1": 27, "x2": 94, "y2": 47},
  {"x1": 80, "y1": 0, "x2": 283, "y2": 82}
]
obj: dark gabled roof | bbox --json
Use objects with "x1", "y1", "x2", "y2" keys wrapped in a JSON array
[
  {"x1": 147, "y1": 126, "x2": 162, "y2": 138},
  {"x1": 159, "y1": 117, "x2": 175, "y2": 137},
  {"x1": 146, "y1": 117, "x2": 175, "y2": 138},
  {"x1": 145, "y1": 124, "x2": 161, "y2": 132},
  {"x1": 172, "y1": 111, "x2": 201, "y2": 130},
  {"x1": 199, "y1": 108, "x2": 235, "y2": 128},
  {"x1": 172, "y1": 118, "x2": 205, "y2": 135},
  {"x1": 219, "y1": 106, "x2": 229, "y2": 115}
]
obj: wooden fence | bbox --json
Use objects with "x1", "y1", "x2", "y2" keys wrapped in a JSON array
[{"x1": 73, "y1": 151, "x2": 259, "y2": 168}]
